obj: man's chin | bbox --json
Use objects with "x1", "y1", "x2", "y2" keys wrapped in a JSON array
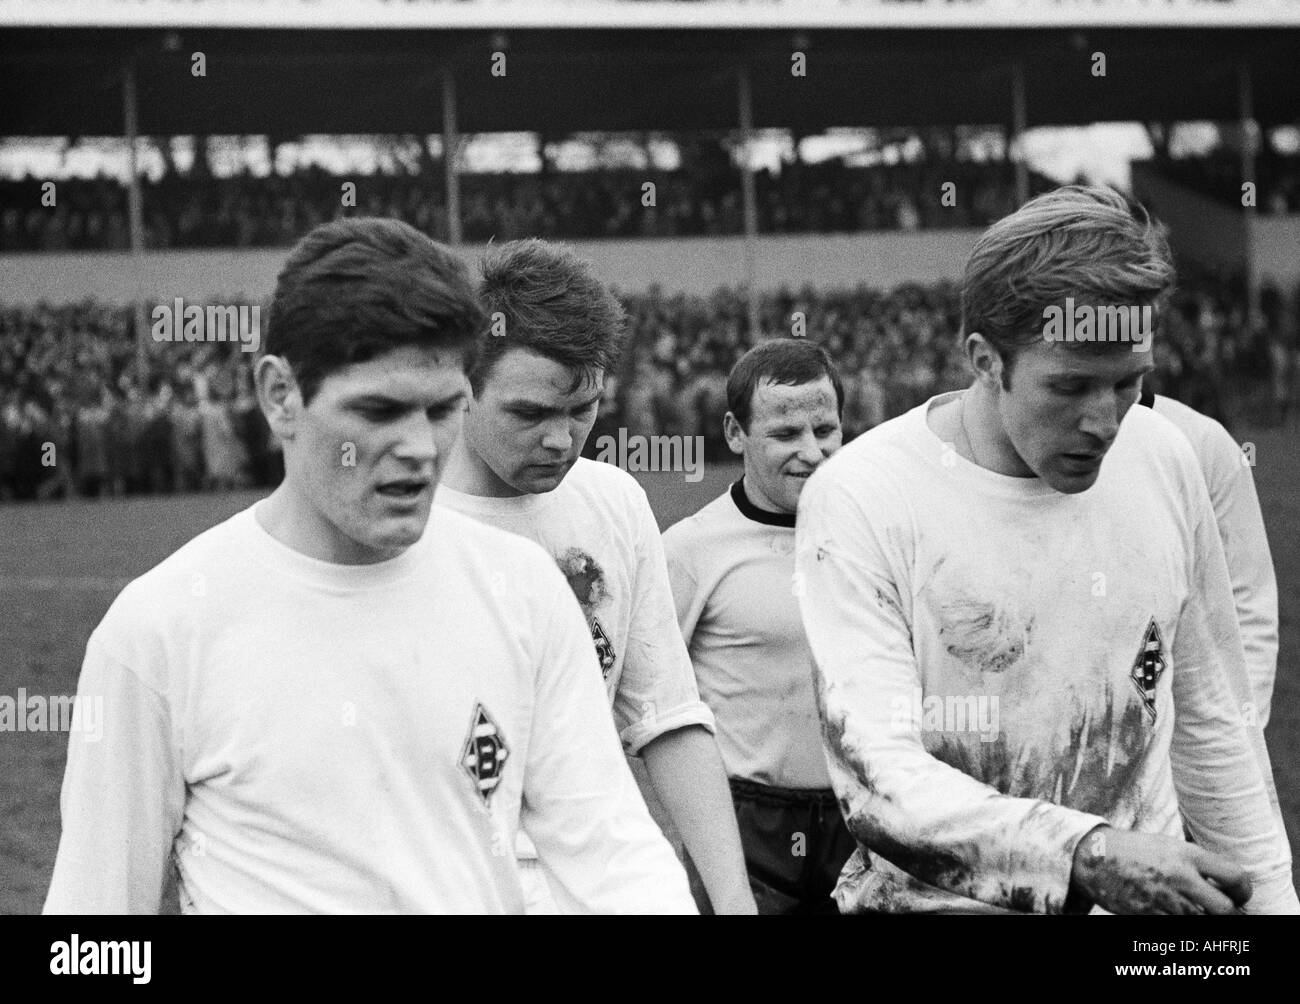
[
  {"x1": 368, "y1": 504, "x2": 434, "y2": 546},
  {"x1": 515, "y1": 467, "x2": 569, "y2": 494},
  {"x1": 1042, "y1": 467, "x2": 1102, "y2": 495}
]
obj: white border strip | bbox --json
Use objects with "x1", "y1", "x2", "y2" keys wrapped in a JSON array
[{"x1": 4, "y1": 0, "x2": 1300, "y2": 31}]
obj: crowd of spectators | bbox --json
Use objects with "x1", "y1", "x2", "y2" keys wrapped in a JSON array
[
  {"x1": 3, "y1": 266, "x2": 1294, "y2": 501},
  {"x1": 6, "y1": 151, "x2": 1293, "y2": 253},
  {"x1": 0, "y1": 305, "x2": 279, "y2": 501},
  {"x1": 1, "y1": 159, "x2": 1046, "y2": 251}
]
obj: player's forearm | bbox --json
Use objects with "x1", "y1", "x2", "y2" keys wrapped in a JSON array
[
  {"x1": 1236, "y1": 592, "x2": 1278, "y2": 728},
  {"x1": 1221, "y1": 473, "x2": 1279, "y2": 726},
  {"x1": 1172, "y1": 502, "x2": 1292, "y2": 876},
  {"x1": 641, "y1": 725, "x2": 757, "y2": 915}
]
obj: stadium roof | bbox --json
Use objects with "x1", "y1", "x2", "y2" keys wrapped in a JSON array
[{"x1": 2, "y1": 3, "x2": 1299, "y2": 135}]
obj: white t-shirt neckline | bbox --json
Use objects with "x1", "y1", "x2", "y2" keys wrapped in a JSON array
[
  {"x1": 435, "y1": 482, "x2": 553, "y2": 516},
  {"x1": 243, "y1": 500, "x2": 430, "y2": 593}
]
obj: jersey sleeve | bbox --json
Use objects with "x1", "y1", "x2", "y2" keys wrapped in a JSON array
[
  {"x1": 43, "y1": 632, "x2": 185, "y2": 915},
  {"x1": 795, "y1": 471, "x2": 1109, "y2": 914},
  {"x1": 661, "y1": 520, "x2": 706, "y2": 648},
  {"x1": 611, "y1": 489, "x2": 716, "y2": 755},
  {"x1": 1198, "y1": 420, "x2": 1279, "y2": 727},
  {"x1": 1167, "y1": 468, "x2": 1298, "y2": 914},
  {"x1": 520, "y1": 570, "x2": 697, "y2": 915}
]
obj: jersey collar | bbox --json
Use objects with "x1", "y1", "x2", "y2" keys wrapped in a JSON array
[{"x1": 730, "y1": 478, "x2": 797, "y2": 528}]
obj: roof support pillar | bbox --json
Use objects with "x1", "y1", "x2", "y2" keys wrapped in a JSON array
[
  {"x1": 442, "y1": 66, "x2": 462, "y2": 246},
  {"x1": 123, "y1": 56, "x2": 148, "y2": 376},
  {"x1": 737, "y1": 64, "x2": 761, "y2": 341},
  {"x1": 1011, "y1": 59, "x2": 1028, "y2": 207},
  {"x1": 1238, "y1": 60, "x2": 1258, "y2": 336}
]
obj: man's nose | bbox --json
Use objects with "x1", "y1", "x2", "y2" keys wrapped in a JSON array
[
  {"x1": 795, "y1": 431, "x2": 823, "y2": 465},
  {"x1": 1079, "y1": 390, "x2": 1122, "y2": 445},
  {"x1": 390, "y1": 413, "x2": 441, "y2": 463},
  {"x1": 539, "y1": 419, "x2": 572, "y2": 454}
]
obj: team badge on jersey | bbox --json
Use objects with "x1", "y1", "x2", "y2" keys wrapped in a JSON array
[
  {"x1": 591, "y1": 616, "x2": 617, "y2": 680},
  {"x1": 462, "y1": 703, "x2": 510, "y2": 807},
  {"x1": 1130, "y1": 617, "x2": 1166, "y2": 723}
]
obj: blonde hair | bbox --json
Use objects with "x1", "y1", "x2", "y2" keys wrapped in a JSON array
[{"x1": 961, "y1": 185, "x2": 1175, "y2": 379}]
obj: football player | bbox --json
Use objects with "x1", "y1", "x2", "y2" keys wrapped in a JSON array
[
  {"x1": 663, "y1": 338, "x2": 856, "y2": 913},
  {"x1": 44, "y1": 218, "x2": 695, "y2": 914},
  {"x1": 795, "y1": 186, "x2": 1298, "y2": 914},
  {"x1": 437, "y1": 238, "x2": 755, "y2": 914},
  {"x1": 1139, "y1": 388, "x2": 1279, "y2": 726}
]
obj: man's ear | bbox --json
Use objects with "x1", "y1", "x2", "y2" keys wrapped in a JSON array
[
  {"x1": 964, "y1": 332, "x2": 1004, "y2": 388},
  {"x1": 722, "y1": 411, "x2": 746, "y2": 456},
  {"x1": 256, "y1": 355, "x2": 301, "y2": 443}
]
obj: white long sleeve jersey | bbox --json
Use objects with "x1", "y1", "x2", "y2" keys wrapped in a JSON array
[
  {"x1": 44, "y1": 503, "x2": 695, "y2": 914},
  {"x1": 795, "y1": 392, "x2": 1296, "y2": 914},
  {"x1": 1149, "y1": 394, "x2": 1279, "y2": 727}
]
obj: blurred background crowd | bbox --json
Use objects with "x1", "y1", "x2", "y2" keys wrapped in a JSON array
[
  {"x1": 3, "y1": 159, "x2": 1059, "y2": 250},
  {"x1": 4, "y1": 154, "x2": 1299, "y2": 252},
  {"x1": 3, "y1": 262, "x2": 1295, "y2": 500}
]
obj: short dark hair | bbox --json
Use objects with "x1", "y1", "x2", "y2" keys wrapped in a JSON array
[
  {"x1": 726, "y1": 338, "x2": 845, "y2": 431},
  {"x1": 265, "y1": 217, "x2": 484, "y2": 405},
  {"x1": 469, "y1": 238, "x2": 626, "y2": 394}
]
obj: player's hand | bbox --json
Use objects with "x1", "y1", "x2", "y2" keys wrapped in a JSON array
[{"x1": 1069, "y1": 826, "x2": 1252, "y2": 915}]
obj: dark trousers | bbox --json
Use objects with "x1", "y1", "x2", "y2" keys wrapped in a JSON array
[{"x1": 689, "y1": 777, "x2": 857, "y2": 915}]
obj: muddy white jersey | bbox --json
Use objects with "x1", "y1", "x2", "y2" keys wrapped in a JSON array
[
  {"x1": 436, "y1": 458, "x2": 715, "y2": 756},
  {"x1": 795, "y1": 391, "x2": 1296, "y2": 914}
]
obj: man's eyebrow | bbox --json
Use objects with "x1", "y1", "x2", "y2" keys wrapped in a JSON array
[
  {"x1": 342, "y1": 393, "x2": 407, "y2": 408},
  {"x1": 1046, "y1": 363, "x2": 1156, "y2": 381},
  {"x1": 504, "y1": 392, "x2": 601, "y2": 411},
  {"x1": 428, "y1": 388, "x2": 468, "y2": 407},
  {"x1": 344, "y1": 389, "x2": 465, "y2": 409}
]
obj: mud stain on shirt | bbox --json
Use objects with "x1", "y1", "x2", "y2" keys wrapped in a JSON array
[
  {"x1": 553, "y1": 547, "x2": 608, "y2": 614},
  {"x1": 937, "y1": 597, "x2": 1031, "y2": 675}
]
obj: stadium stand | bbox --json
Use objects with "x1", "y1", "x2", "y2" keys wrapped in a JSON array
[
  {"x1": 0, "y1": 158, "x2": 1048, "y2": 251},
  {"x1": 1135, "y1": 152, "x2": 1300, "y2": 215}
]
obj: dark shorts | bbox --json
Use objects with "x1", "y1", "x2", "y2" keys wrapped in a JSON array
[{"x1": 688, "y1": 777, "x2": 857, "y2": 915}]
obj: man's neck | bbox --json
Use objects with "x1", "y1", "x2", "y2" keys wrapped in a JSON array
[
  {"x1": 441, "y1": 437, "x2": 524, "y2": 499},
  {"x1": 732, "y1": 477, "x2": 796, "y2": 528},
  {"x1": 256, "y1": 483, "x2": 404, "y2": 565},
  {"x1": 931, "y1": 386, "x2": 1034, "y2": 478},
  {"x1": 960, "y1": 385, "x2": 1035, "y2": 478},
  {"x1": 738, "y1": 464, "x2": 796, "y2": 517}
]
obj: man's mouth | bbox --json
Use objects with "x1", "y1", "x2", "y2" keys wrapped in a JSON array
[{"x1": 376, "y1": 478, "x2": 431, "y2": 499}]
